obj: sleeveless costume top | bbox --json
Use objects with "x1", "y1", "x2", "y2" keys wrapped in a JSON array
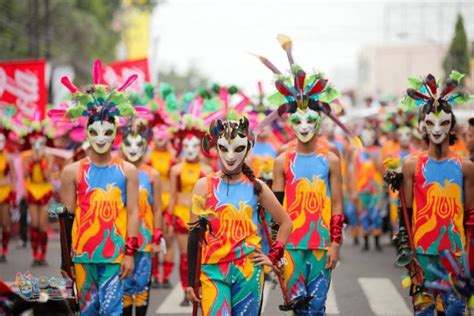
[
  {"x1": 25, "y1": 156, "x2": 53, "y2": 202},
  {"x1": 150, "y1": 150, "x2": 173, "y2": 211},
  {"x1": 355, "y1": 146, "x2": 383, "y2": 194},
  {"x1": 283, "y1": 145, "x2": 332, "y2": 250},
  {"x1": 138, "y1": 165, "x2": 154, "y2": 253},
  {"x1": 201, "y1": 174, "x2": 260, "y2": 264},
  {"x1": 72, "y1": 157, "x2": 127, "y2": 263},
  {"x1": 412, "y1": 152, "x2": 465, "y2": 255}
]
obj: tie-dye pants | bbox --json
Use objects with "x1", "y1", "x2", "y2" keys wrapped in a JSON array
[
  {"x1": 282, "y1": 249, "x2": 331, "y2": 316},
  {"x1": 413, "y1": 254, "x2": 465, "y2": 316},
  {"x1": 74, "y1": 262, "x2": 123, "y2": 316},
  {"x1": 358, "y1": 191, "x2": 383, "y2": 236},
  {"x1": 200, "y1": 254, "x2": 264, "y2": 316},
  {"x1": 123, "y1": 252, "x2": 152, "y2": 314}
]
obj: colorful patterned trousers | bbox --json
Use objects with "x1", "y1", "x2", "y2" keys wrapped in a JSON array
[
  {"x1": 123, "y1": 252, "x2": 152, "y2": 315},
  {"x1": 200, "y1": 254, "x2": 264, "y2": 316},
  {"x1": 74, "y1": 262, "x2": 123, "y2": 316},
  {"x1": 413, "y1": 254, "x2": 465, "y2": 316},
  {"x1": 358, "y1": 192, "x2": 383, "y2": 236},
  {"x1": 282, "y1": 249, "x2": 331, "y2": 316}
]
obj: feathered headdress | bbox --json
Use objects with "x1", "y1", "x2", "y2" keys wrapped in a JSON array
[
  {"x1": 254, "y1": 34, "x2": 355, "y2": 139},
  {"x1": 401, "y1": 70, "x2": 472, "y2": 114},
  {"x1": 49, "y1": 59, "x2": 137, "y2": 123},
  {"x1": 384, "y1": 108, "x2": 418, "y2": 132},
  {"x1": 202, "y1": 115, "x2": 254, "y2": 154}
]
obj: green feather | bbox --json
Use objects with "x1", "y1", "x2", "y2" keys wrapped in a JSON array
[
  {"x1": 159, "y1": 83, "x2": 174, "y2": 99},
  {"x1": 144, "y1": 83, "x2": 155, "y2": 100},
  {"x1": 94, "y1": 85, "x2": 108, "y2": 101},
  {"x1": 117, "y1": 103, "x2": 135, "y2": 117},
  {"x1": 267, "y1": 91, "x2": 286, "y2": 106},
  {"x1": 319, "y1": 87, "x2": 340, "y2": 103},
  {"x1": 408, "y1": 77, "x2": 424, "y2": 90},
  {"x1": 449, "y1": 70, "x2": 465, "y2": 83},
  {"x1": 67, "y1": 106, "x2": 86, "y2": 119}
]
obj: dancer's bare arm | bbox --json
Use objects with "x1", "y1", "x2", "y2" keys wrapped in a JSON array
[
  {"x1": 151, "y1": 170, "x2": 163, "y2": 253},
  {"x1": 258, "y1": 180, "x2": 292, "y2": 244},
  {"x1": 272, "y1": 154, "x2": 285, "y2": 192},
  {"x1": 326, "y1": 152, "x2": 343, "y2": 269},
  {"x1": 402, "y1": 156, "x2": 417, "y2": 208},
  {"x1": 462, "y1": 159, "x2": 474, "y2": 211},
  {"x1": 60, "y1": 162, "x2": 79, "y2": 213}
]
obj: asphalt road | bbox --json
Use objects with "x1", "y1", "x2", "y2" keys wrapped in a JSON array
[{"x1": 0, "y1": 234, "x2": 414, "y2": 316}]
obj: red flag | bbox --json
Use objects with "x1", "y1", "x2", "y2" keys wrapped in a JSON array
[
  {"x1": 102, "y1": 58, "x2": 150, "y2": 92},
  {"x1": 0, "y1": 59, "x2": 47, "y2": 120}
]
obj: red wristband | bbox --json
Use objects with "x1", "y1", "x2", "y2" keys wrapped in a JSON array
[
  {"x1": 330, "y1": 214, "x2": 344, "y2": 245},
  {"x1": 267, "y1": 240, "x2": 285, "y2": 267},
  {"x1": 152, "y1": 228, "x2": 163, "y2": 245},
  {"x1": 124, "y1": 236, "x2": 139, "y2": 256},
  {"x1": 465, "y1": 208, "x2": 474, "y2": 239}
]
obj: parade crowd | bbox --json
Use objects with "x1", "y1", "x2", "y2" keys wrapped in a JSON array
[{"x1": 0, "y1": 34, "x2": 474, "y2": 316}]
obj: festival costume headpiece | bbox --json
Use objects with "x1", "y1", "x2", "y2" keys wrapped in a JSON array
[
  {"x1": 49, "y1": 59, "x2": 138, "y2": 123},
  {"x1": 401, "y1": 71, "x2": 472, "y2": 114},
  {"x1": 254, "y1": 34, "x2": 354, "y2": 138},
  {"x1": 384, "y1": 109, "x2": 418, "y2": 132},
  {"x1": 202, "y1": 114, "x2": 254, "y2": 154}
]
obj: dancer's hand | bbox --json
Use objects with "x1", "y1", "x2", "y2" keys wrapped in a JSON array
[
  {"x1": 325, "y1": 243, "x2": 340, "y2": 269},
  {"x1": 120, "y1": 255, "x2": 135, "y2": 279},
  {"x1": 251, "y1": 248, "x2": 272, "y2": 267},
  {"x1": 60, "y1": 268, "x2": 75, "y2": 280},
  {"x1": 185, "y1": 286, "x2": 200, "y2": 303}
]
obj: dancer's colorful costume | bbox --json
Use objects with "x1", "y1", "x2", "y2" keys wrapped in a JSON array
[
  {"x1": 398, "y1": 71, "x2": 472, "y2": 315},
  {"x1": 52, "y1": 59, "x2": 139, "y2": 315},
  {"x1": 255, "y1": 34, "x2": 348, "y2": 315},
  {"x1": 198, "y1": 174, "x2": 264, "y2": 315}
]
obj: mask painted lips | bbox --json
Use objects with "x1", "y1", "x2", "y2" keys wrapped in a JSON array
[
  {"x1": 226, "y1": 160, "x2": 236, "y2": 167},
  {"x1": 300, "y1": 131, "x2": 309, "y2": 137}
]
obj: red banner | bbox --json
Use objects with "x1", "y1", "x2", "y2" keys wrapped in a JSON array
[
  {"x1": 102, "y1": 58, "x2": 150, "y2": 92},
  {"x1": 0, "y1": 59, "x2": 47, "y2": 120}
]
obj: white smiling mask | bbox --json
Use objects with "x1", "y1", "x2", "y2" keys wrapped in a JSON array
[
  {"x1": 424, "y1": 111, "x2": 452, "y2": 145},
  {"x1": 397, "y1": 126, "x2": 412, "y2": 147},
  {"x1": 217, "y1": 135, "x2": 249, "y2": 174},
  {"x1": 182, "y1": 136, "x2": 201, "y2": 162},
  {"x1": 122, "y1": 133, "x2": 146, "y2": 162},
  {"x1": 289, "y1": 108, "x2": 321, "y2": 143},
  {"x1": 87, "y1": 120, "x2": 117, "y2": 154}
]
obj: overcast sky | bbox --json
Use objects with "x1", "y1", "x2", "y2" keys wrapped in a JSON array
[{"x1": 150, "y1": 0, "x2": 474, "y2": 94}]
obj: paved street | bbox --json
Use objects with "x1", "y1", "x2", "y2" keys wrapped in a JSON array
[{"x1": 0, "y1": 234, "x2": 413, "y2": 315}]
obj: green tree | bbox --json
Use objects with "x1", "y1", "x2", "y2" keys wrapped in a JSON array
[
  {"x1": 0, "y1": 0, "x2": 121, "y2": 84},
  {"x1": 443, "y1": 14, "x2": 470, "y2": 82}
]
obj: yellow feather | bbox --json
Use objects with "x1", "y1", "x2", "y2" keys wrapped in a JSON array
[{"x1": 277, "y1": 34, "x2": 292, "y2": 50}]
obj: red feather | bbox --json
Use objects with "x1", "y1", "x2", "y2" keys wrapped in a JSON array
[
  {"x1": 424, "y1": 74, "x2": 437, "y2": 96},
  {"x1": 61, "y1": 76, "x2": 79, "y2": 93},
  {"x1": 294, "y1": 69, "x2": 306, "y2": 91},
  {"x1": 440, "y1": 80, "x2": 458, "y2": 98},
  {"x1": 307, "y1": 79, "x2": 327, "y2": 95},
  {"x1": 407, "y1": 89, "x2": 430, "y2": 101},
  {"x1": 275, "y1": 80, "x2": 294, "y2": 97},
  {"x1": 93, "y1": 59, "x2": 102, "y2": 85},
  {"x1": 255, "y1": 55, "x2": 282, "y2": 75},
  {"x1": 118, "y1": 74, "x2": 138, "y2": 92}
]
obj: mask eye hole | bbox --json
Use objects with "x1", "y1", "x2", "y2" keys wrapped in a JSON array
[
  {"x1": 291, "y1": 118, "x2": 301, "y2": 125},
  {"x1": 440, "y1": 120, "x2": 450, "y2": 127},
  {"x1": 307, "y1": 118, "x2": 316, "y2": 124},
  {"x1": 425, "y1": 120, "x2": 434, "y2": 127},
  {"x1": 235, "y1": 145, "x2": 246, "y2": 153},
  {"x1": 89, "y1": 129, "x2": 98, "y2": 137},
  {"x1": 218, "y1": 145, "x2": 228, "y2": 153},
  {"x1": 137, "y1": 141, "x2": 144, "y2": 147},
  {"x1": 105, "y1": 129, "x2": 114, "y2": 137}
]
